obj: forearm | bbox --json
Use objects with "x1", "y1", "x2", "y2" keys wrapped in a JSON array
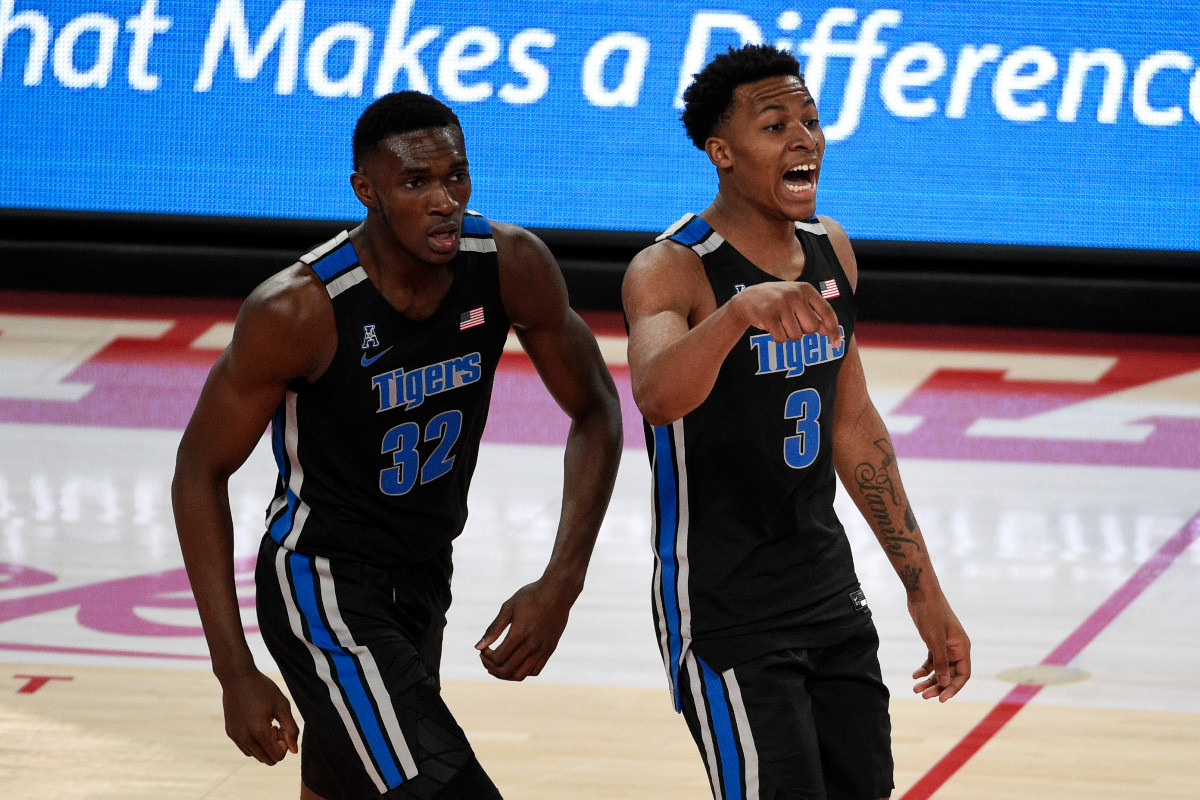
[
  {"x1": 172, "y1": 470, "x2": 258, "y2": 684},
  {"x1": 541, "y1": 393, "x2": 623, "y2": 593},
  {"x1": 834, "y1": 407, "x2": 942, "y2": 598},
  {"x1": 631, "y1": 302, "x2": 747, "y2": 426}
]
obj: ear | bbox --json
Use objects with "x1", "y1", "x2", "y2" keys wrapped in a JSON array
[
  {"x1": 350, "y1": 171, "x2": 376, "y2": 210},
  {"x1": 705, "y1": 136, "x2": 731, "y2": 169}
]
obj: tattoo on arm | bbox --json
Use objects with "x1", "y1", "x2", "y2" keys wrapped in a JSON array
[
  {"x1": 854, "y1": 438, "x2": 922, "y2": 560},
  {"x1": 900, "y1": 564, "x2": 924, "y2": 591}
]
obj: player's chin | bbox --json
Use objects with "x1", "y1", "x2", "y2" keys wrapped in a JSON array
[
  {"x1": 778, "y1": 193, "x2": 817, "y2": 220},
  {"x1": 418, "y1": 243, "x2": 460, "y2": 267}
]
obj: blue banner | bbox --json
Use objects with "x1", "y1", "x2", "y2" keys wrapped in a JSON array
[{"x1": 3, "y1": 0, "x2": 1198, "y2": 251}]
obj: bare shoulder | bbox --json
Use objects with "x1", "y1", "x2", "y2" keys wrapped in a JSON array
[
  {"x1": 489, "y1": 218, "x2": 551, "y2": 262},
  {"x1": 816, "y1": 214, "x2": 859, "y2": 290},
  {"x1": 231, "y1": 262, "x2": 336, "y2": 383},
  {"x1": 622, "y1": 238, "x2": 708, "y2": 321},
  {"x1": 487, "y1": 219, "x2": 569, "y2": 329}
]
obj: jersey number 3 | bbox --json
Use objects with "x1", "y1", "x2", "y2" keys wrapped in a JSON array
[
  {"x1": 379, "y1": 410, "x2": 463, "y2": 495},
  {"x1": 783, "y1": 388, "x2": 821, "y2": 469}
]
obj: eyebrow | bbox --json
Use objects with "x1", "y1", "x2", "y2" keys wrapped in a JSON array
[
  {"x1": 748, "y1": 91, "x2": 816, "y2": 115},
  {"x1": 755, "y1": 96, "x2": 815, "y2": 115},
  {"x1": 399, "y1": 159, "x2": 469, "y2": 175}
]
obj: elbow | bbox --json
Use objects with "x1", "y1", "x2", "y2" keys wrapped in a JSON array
[
  {"x1": 633, "y1": 390, "x2": 683, "y2": 429},
  {"x1": 572, "y1": 383, "x2": 625, "y2": 456},
  {"x1": 630, "y1": 365, "x2": 711, "y2": 428}
]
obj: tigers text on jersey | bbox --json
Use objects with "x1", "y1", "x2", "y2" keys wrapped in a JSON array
[
  {"x1": 647, "y1": 214, "x2": 871, "y2": 709},
  {"x1": 266, "y1": 212, "x2": 510, "y2": 566}
]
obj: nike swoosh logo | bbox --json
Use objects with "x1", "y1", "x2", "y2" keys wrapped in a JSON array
[{"x1": 361, "y1": 346, "x2": 393, "y2": 367}]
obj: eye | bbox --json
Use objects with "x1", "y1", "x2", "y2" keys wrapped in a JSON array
[{"x1": 804, "y1": 117, "x2": 821, "y2": 129}]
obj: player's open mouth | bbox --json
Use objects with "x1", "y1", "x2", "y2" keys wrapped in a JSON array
[
  {"x1": 428, "y1": 225, "x2": 459, "y2": 254},
  {"x1": 782, "y1": 162, "x2": 817, "y2": 194}
]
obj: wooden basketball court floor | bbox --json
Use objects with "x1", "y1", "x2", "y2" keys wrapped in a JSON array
[{"x1": 1, "y1": 288, "x2": 1197, "y2": 799}]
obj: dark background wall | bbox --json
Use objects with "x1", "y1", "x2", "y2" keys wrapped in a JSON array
[{"x1": 3, "y1": 210, "x2": 1198, "y2": 335}]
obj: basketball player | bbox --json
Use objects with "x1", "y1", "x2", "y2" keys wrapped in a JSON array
[
  {"x1": 173, "y1": 91, "x2": 623, "y2": 799},
  {"x1": 622, "y1": 45, "x2": 971, "y2": 800}
]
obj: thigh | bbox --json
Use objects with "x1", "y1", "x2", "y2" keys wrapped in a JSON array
[
  {"x1": 808, "y1": 623, "x2": 894, "y2": 800},
  {"x1": 678, "y1": 648, "x2": 826, "y2": 800},
  {"x1": 256, "y1": 537, "x2": 499, "y2": 800}
]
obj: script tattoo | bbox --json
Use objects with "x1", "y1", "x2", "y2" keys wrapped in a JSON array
[{"x1": 855, "y1": 438, "x2": 923, "y2": 563}]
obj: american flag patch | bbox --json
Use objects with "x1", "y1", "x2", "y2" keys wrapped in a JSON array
[
  {"x1": 819, "y1": 279, "x2": 840, "y2": 299},
  {"x1": 459, "y1": 306, "x2": 485, "y2": 330}
]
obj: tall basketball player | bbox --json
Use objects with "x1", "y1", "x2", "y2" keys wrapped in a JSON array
[
  {"x1": 173, "y1": 91, "x2": 622, "y2": 799},
  {"x1": 622, "y1": 45, "x2": 970, "y2": 800}
]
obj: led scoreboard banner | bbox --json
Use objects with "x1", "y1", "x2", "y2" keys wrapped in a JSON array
[{"x1": 2, "y1": 0, "x2": 1198, "y2": 253}]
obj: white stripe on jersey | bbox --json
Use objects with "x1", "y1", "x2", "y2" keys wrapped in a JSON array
[
  {"x1": 685, "y1": 651, "x2": 725, "y2": 800},
  {"x1": 326, "y1": 265, "x2": 368, "y2": 299},
  {"x1": 652, "y1": 420, "x2": 695, "y2": 702},
  {"x1": 795, "y1": 218, "x2": 828, "y2": 236},
  {"x1": 690, "y1": 229, "x2": 725, "y2": 257},
  {"x1": 671, "y1": 420, "x2": 694, "y2": 648},
  {"x1": 723, "y1": 667, "x2": 760, "y2": 800},
  {"x1": 299, "y1": 230, "x2": 350, "y2": 264},
  {"x1": 280, "y1": 391, "x2": 310, "y2": 551},
  {"x1": 656, "y1": 214, "x2": 694, "y2": 242},
  {"x1": 684, "y1": 651, "x2": 761, "y2": 800},
  {"x1": 313, "y1": 558, "x2": 419, "y2": 780},
  {"x1": 274, "y1": 547, "x2": 389, "y2": 793},
  {"x1": 458, "y1": 237, "x2": 498, "y2": 253}
]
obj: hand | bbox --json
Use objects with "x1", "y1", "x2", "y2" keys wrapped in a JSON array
[
  {"x1": 220, "y1": 669, "x2": 300, "y2": 764},
  {"x1": 475, "y1": 577, "x2": 578, "y2": 681},
  {"x1": 731, "y1": 281, "x2": 842, "y2": 346},
  {"x1": 908, "y1": 593, "x2": 971, "y2": 702}
]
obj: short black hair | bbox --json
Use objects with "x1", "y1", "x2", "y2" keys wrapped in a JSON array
[
  {"x1": 352, "y1": 91, "x2": 462, "y2": 171},
  {"x1": 681, "y1": 44, "x2": 804, "y2": 150}
]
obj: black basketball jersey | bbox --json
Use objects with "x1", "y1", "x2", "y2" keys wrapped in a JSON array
[
  {"x1": 266, "y1": 212, "x2": 510, "y2": 566},
  {"x1": 647, "y1": 214, "x2": 871, "y2": 707}
]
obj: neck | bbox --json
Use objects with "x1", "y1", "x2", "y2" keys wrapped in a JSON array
[
  {"x1": 349, "y1": 222, "x2": 454, "y2": 320},
  {"x1": 705, "y1": 191, "x2": 801, "y2": 242},
  {"x1": 701, "y1": 193, "x2": 807, "y2": 280}
]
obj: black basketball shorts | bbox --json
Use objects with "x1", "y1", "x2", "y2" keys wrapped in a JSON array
[
  {"x1": 677, "y1": 622, "x2": 894, "y2": 800},
  {"x1": 255, "y1": 534, "x2": 501, "y2": 799}
]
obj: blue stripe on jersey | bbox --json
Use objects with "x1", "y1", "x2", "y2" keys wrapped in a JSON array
[
  {"x1": 462, "y1": 213, "x2": 491, "y2": 235},
  {"x1": 309, "y1": 241, "x2": 359, "y2": 283},
  {"x1": 669, "y1": 215, "x2": 712, "y2": 248},
  {"x1": 653, "y1": 425, "x2": 684, "y2": 711},
  {"x1": 288, "y1": 552, "x2": 406, "y2": 789},
  {"x1": 268, "y1": 406, "x2": 296, "y2": 544},
  {"x1": 268, "y1": 487, "x2": 300, "y2": 544},
  {"x1": 699, "y1": 657, "x2": 744, "y2": 800}
]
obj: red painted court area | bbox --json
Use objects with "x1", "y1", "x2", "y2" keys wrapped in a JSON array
[
  {"x1": 2, "y1": 289, "x2": 1198, "y2": 799},
  {"x1": 3, "y1": 289, "x2": 1199, "y2": 466}
]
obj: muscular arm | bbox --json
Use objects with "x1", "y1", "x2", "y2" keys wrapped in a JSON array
[
  {"x1": 172, "y1": 266, "x2": 332, "y2": 759},
  {"x1": 623, "y1": 240, "x2": 841, "y2": 426},
  {"x1": 825, "y1": 217, "x2": 971, "y2": 701},
  {"x1": 474, "y1": 223, "x2": 623, "y2": 681}
]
